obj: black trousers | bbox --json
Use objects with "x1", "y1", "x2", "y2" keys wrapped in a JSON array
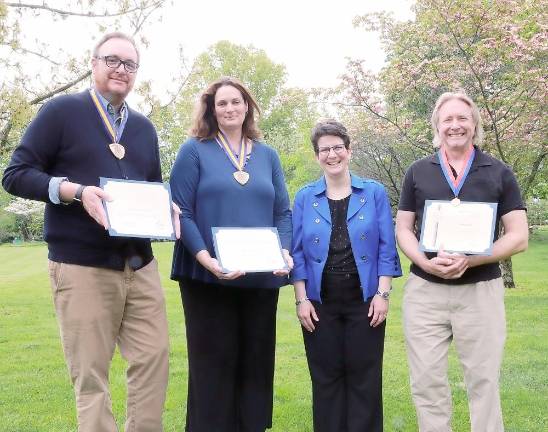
[
  {"x1": 303, "y1": 272, "x2": 386, "y2": 432},
  {"x1": 179, "y1": 279, "x2": 279, "y2": 432}
]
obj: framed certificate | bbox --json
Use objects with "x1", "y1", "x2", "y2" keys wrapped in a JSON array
[
  {"x1": 419, "y1": 200, "x2": 498, "y2": 255},
  {"x1": 212, "y1": 227, "x2": 288, "y2": 273},
  {"x1": 100, "y1": 177, "x2": 175, "y2": 240}
]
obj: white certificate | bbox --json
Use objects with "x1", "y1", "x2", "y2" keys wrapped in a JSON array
[
  {"x1": 100, "y1": 177, "x2": 175, "y2": 240},
  {"x1": 419, "y1": 200, "x2": 497, "y2": 255},
  {"x1": 212, "y1": 227, "x2": 288, "y2": 273}
]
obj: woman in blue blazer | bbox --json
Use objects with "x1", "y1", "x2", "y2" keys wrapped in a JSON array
[{"x1": 291, "y1": 120, "x2": 402, "y2": 432}]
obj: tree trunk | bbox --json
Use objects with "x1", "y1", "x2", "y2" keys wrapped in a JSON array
[
  {"x1": 20, "y1": 223, "x2": 31, "y2": 242},
  {"x1": 500, "y1": 257, "x2": 515, "y2": 289}
]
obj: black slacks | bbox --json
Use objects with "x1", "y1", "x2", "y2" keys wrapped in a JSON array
[
  {"x1": 303, "y1": 272, "x2": 386, "y2": 432},
  {"x1": 180, "y1": 279, "x2": 279, "y2": 432}
]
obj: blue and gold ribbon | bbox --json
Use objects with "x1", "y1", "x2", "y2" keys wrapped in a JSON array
[
  {"x1": 89, "y1": 88, "x2": 117, "y2": 142},
  {"x1": 215, "y1": 131, "x2": 248, "y2": 171},
  {"x1": 437, "y1": 146, "x2": 475, "y2": 198},
  {"x1": 89, "y1": 88, "x2": 127, "y2": 159}
]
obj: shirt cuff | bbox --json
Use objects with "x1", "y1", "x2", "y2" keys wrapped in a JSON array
[{"x1": 48, "y1": 176, "x2": 68, "y2": 204}]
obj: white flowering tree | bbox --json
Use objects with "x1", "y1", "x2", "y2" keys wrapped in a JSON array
[{"x1": 5, "y1": 197, "x2": 45, "y2": 241}]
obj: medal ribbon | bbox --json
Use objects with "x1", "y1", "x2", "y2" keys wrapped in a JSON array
[
  {"x1": 215, "y1": 131, "x2": 247, "y2": 171},
  {"x1": 89, "y1": 88, "x2": 127, "y2": 143},
  {"x1": 437, "y1": 146, "x2": 475, "y2": 198}
]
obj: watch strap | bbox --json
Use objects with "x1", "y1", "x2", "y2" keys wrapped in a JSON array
[
  {"x1": 73, "y1": 185, "x2": 86, "y2": 202},
  {"x1": 295, "y1": 297, "x2": 309, "y2": 306},
  {"x1": 375, "y1": 289, "x2": 391, "y2": 299}
]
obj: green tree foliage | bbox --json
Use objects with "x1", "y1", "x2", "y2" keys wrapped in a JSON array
[
  {"x1": 0, "y1": 187, "x2": 17, "y2": 242},
  {"x1": 339, "y1": 0, "x2": 547, "y2": 287},
  {"x1": 150, "y1": 40, "x2": 320, "y2": 192},
  {"x1": 0, "y1": 0, "x2": 167, "y2": 157},
  {"x1": 0, "y1": 0, "x2": 167, "y2": 242},
  {"x1": 339, "y1": 0, "x2": 547, "y2": 201}
]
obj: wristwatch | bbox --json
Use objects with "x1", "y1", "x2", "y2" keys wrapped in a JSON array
[
  {"x1": 375, "y1": 289, "x2": 391, "y2": 300},
  {"x1": 295, "y1": 297, "x2": 309, "y2": 306},
  {"x1": 73, "y1": 185, "x2": 86, "y2": 202}
]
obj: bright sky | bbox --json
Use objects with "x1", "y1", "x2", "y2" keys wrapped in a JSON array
[
  {"x1": 140, "y1": 0, "x2": 414, "y2": 94},
  {"x1": 7, "y1": 0, "x2": 414, "y2": 102}
]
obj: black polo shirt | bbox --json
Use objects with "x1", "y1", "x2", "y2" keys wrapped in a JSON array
[{"x1": 398, "y1": 146, "x2": 526, "y2": 284}]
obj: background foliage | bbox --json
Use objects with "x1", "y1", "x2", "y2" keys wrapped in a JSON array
[{"x1": 0, "y1": 1, "x2": 545, "y2": 276}]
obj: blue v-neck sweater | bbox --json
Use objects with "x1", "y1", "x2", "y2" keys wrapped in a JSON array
[
  {"x1": 2, "y1": 91, "x2": 162, "y2": 270},
  {"x1": 170, "y1": 137, "x2": 292, "y2": 289}
]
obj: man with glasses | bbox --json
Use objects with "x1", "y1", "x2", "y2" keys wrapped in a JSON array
[{"x1": 3, "y1": 32, "x2": 169, "y2": 431}]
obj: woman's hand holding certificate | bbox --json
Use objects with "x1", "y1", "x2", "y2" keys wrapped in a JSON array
[{"x1": 212, "y1": 227, "x2": 289, "y2": 274}]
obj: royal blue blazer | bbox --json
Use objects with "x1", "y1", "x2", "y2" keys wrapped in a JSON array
[{"x1": 291, "y1": 174, "x2": 402, "y2": 302}]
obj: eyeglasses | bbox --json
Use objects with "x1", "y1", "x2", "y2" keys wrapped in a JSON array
[
  {"x1": 318, "y1": 144, "x2": 347, "y2": 156},
  {"x1": 96, "y1": 55, "x2": 139, "y2": 73}
]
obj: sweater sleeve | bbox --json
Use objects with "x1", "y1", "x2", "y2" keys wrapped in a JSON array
[
  {"x1": 2, "y1": 101, "x2": 63, "y2": 202},
  {"x1": 149, "y1": 128, "x2": 162, "y2": 183},
  {"x1": 270, "y1": 147, "x2": 292, "y2": 250},
  {"x1": 169, "y1": 139, "x2": 207, "y2": 255}
]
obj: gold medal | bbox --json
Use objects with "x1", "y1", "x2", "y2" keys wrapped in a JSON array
[
  {"x1": 90, "y1": 89, "x2": 126, "y2": 160},
  {"x1": 216, "y1": 132, "x2": 250, "y2": 186},
  {"x1": 451, "y1": 197, "x2": 461, "y2": 206},
  {"x1": 109, "y1": 143, "x2": 125, "y2": 160},
  {"x1": 233, "y1": 171, "x2": 250, "y2": 185}
]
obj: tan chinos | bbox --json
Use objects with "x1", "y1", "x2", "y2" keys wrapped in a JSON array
[
  {"x1": 48, "y1": 258, "x2": 169, "y2": 432},
  {"x1": 403, "y1": 273, "x2": 506, "y2": 432}
]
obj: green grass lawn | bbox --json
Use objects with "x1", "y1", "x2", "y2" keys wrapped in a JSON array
[{"x1": 1, "y1": 229, "x2": 547, "y2": 431}]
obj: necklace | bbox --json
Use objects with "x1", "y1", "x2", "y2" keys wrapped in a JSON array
[
  {"x1": 89, "y1": 88, "x2": 126, "y2": 159},
  {"x1": 215, "y1": 131, "x2": 249, "y2": 185},
  {"x1": 438, "y1": 146, "x2": 475, "y2": 206}
]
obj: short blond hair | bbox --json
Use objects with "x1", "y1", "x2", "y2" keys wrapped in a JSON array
[{"x1": 431, "y1": 92, "x2": 483, "y2": 148}]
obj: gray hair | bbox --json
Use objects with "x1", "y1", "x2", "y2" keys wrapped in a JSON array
[{"x1": 431, "y1": 92, "x2": 483, "y2": 147}]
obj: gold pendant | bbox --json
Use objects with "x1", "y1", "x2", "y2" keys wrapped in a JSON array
[
  {"x1": 109, "y1": 143, "x2": 125, "y2": 160},
  {"x1": 233, "y1": 170, "x2": 249, "y2": 185},
  {"x1": 451, "y1": 197, "x2": 460, "y2": 206}
]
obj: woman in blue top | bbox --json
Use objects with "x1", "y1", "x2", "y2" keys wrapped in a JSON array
[
  {"x1": 170, "y1": 77, "x2": 292, "y2": 432},
  {"x1": 291, "y1": 120, "x2": 402, "y2": 432}
]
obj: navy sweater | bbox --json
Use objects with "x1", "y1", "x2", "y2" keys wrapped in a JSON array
[
  {"x1": 2, "y1": 91, "x2": 162, "y2": 270},
  {"x1": 170, "y1": 137, "x2": 292, "y2": 289}
]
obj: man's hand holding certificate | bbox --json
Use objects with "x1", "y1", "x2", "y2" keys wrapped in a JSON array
[
  {"x1": 101, "y1": 177, "x2": 175, "y2": 240},
  {"x1": 420, "y1": 200, "x2": 497, "y2": 255}
]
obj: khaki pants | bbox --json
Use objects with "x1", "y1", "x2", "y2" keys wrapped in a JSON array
[
  {"x1": 403, "y1": 273, "x2": 506, "y2": 432},
  {"x1": 48, "y1": 259, "x2": 169, "y2": 432}
]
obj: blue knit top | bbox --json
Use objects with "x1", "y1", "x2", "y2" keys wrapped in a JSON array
[{"x1": 170, "y1": 137, "x2": 292, "y2": 289}]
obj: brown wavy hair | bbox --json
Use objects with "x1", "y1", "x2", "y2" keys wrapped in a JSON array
[{"x1": 190, "y1": 77, "x2": 262, "y2": 140}]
